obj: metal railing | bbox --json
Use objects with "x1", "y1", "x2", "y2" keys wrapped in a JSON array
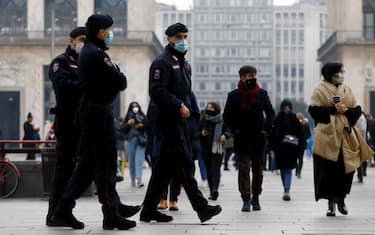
[{"x1": 318, "y1": 30, "x2": 375, "y2": 59}]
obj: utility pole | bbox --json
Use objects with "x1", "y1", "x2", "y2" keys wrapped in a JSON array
[{"x1": 50, "y1": 0, "x2": 56, "y2": 59}]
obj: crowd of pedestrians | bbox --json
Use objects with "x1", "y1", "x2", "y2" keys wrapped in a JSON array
[{"x1": 13, "y1": 16, "x2": 373, "y2": 231}]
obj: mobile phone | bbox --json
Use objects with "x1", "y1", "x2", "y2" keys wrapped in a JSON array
[{"x1": 332, "y1": 96, "x2": 341, "y2": 104}]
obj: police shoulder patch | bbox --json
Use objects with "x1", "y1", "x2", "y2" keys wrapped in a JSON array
[
  {"x1": 153, "y1": 69, "x2": 161, "y2": 80},
  {"x1": 53, "y1": 62, "x2": 59, "y2": 72},
  {"x1": 104, "y1": 57, "x2": 113, "y2": 67}
]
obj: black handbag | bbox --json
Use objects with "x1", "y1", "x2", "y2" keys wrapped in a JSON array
[
  {"x1": 137, "y1": 134, "x2": 147, "y2": 147},
  {"x1": 282, "y1": 135, "x2": 299, "y2": 146}
]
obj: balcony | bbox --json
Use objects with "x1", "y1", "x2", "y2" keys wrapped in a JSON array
[
  {"x1": 0, "y1": 28, "x2": 163, "y2": 54},
  {"x1": 318, "y1": 30, "x2": 375, "y2": 60}
]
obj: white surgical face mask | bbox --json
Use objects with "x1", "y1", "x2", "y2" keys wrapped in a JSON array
[
  {"x1": 132, "y1": 107, "x2": 139, "y2": 113},
  {"x1": 75, "y1": 42, "x2": 84, "y2": 54}
]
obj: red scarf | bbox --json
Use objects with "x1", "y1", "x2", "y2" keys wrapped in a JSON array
[{"x1": 237, "y1": 80, "x2": 260, "y2": 111}]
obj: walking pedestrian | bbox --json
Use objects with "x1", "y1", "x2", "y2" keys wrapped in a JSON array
[
  {"x1": 223, "y1": 65, "x2": 275, "y2": 212},
  {"x1": 308, "y1": 62, "x2": 373, "y2": 216}
]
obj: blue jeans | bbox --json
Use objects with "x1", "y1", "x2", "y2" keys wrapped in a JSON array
[
  {"x1": 280, "y1": 169, "x2": 292, "y2": 192},
  {"x1": 196, "y1": 150, "x2": 207, "y2": 181},
  {"x1": 125, "y1": 137, "x2": 145, "y2": 180}
]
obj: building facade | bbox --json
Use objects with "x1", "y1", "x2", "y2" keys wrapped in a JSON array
[
  {"x1": 274, "y1": 0, "x2": 327, "y2": 105},
  {"x1": 318, "y1": 0, "x2": 375, "y2": 114},
  {"x1": 193, "y1": 0, "x2": 274, "y2": 109},
  {"x1": 0, "y1": 0, "x2": 162, "y2": 140}
]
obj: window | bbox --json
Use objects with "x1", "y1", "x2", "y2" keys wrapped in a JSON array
[
  {"x1": 364, "y1": 13, "x2": 375, "y2": 39},
  {"x1": 95, "y1": 0, "x2": 127, "y2": 35},
  {"x1": 187, "y1": 13, "x2": 192, "y2": 25},
  {"x1": 276, "y1": 30, "x2": 281, "y2": 44},
  {"x1": 299, "y1": 29, "x2": 304, "y2": 44},
  {"x1": 283, "y1": 13, "x2": 289, "y2": 26},
  {"x1": 215, "y1": 82, "x2": 221, "y2": 90},
  {"x1": 199, "y1": 82, "x2": 206, "y2": 91},
  {"x1": 178, "y1": 13, "x2": 184, "y2": 23},
  {"x1": 45, "y1": 0, "x2": 77, "y2": 34},
  {"x1": 284, "y1": 30, "x2": 289, "y2": 44},
  {"x1": 283, "y1": 81, "x2": 288, "y2": 93},
  {"x1": 276, "y1": 64, "x2": 281, "y2": 78},
  {"x1": 299, "y1": 81, "x2": 304, "y2": 93},
  {"x1": 283, "y1": 64, "x2": 289, "y2": 77},
  {"x1": 291, "y1": 30, "x2": 297, "y2": 44},
  {"x1": 163, "y1": 13, "x2": 169, "y2": 27},
  {"x1": 291, "y1": 64, "x2": 297, "y2": 77},
  {"x1": 0, "y1": 0, "x2": 27, "y2": 34},
  {"x1": 276, "y1": 81, "x2": 281, "y2": 92},
  {"x1": 260, "y1": 48, "x2": 270, "y2": 57},
  {"x1": 299, "y1": 64, "x2": 304, "y2": 77}
]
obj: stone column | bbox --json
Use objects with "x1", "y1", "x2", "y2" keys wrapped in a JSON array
[
  {"x1": 77, "y1": 0, "x2": 94, "y2": 26},
  {"x1": 127, "y1": 0, "x2": 155, "y2": 39},
  {"x1": 27, "y1": 0, "x2": 44, "y2": 39}
]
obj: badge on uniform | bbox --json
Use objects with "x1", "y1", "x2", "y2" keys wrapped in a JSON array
[
  {"x1": 172, "y1": 65, "x2": 180, "y2": 70},
  {"x1": 104, "y1": 57, "x2": 113, "y2": 67},
  {"x1": 154, "y1": 69, "x2": 161, "y2": 80},
  {"x1": 53, "y1": 62, "x2": 59, "y2": 72}
]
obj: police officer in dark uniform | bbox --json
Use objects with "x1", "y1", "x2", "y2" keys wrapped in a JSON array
[
  {"x1": 140, "y1": 23, "x2": 222, "y2": 223},
  {"x1": 50, "y1": 14, "x2": 139, "y2": 230},
  {"x1": 46, "y1": 26, "x2": 86, "y2": 226}
]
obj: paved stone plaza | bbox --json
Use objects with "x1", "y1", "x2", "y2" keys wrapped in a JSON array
[{"x1": 0, "y1": 158, "x2": 375, "y2": 235}]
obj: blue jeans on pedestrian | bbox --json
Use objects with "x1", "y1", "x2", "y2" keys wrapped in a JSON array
[
  {"x1": 280, "y1": 169, "x2": 292, "y2": 193},
  {"x1": 125, "y1": 137, "x2": 145, "y2": 180},
  {"x1": 196, "y1": 150, "x2": 207, "y2": 181}
]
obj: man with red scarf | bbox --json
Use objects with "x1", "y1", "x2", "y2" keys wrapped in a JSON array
[{"x1": 223, "y1": 65, "x2": 275, "y2": 212}]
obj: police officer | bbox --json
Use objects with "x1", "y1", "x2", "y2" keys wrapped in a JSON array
[
  {"x1": 46, "y1": 26, "x2": 86, "y2": 226},
  {"x1": 50, "y1": 14, "x2": 139, "y2": 230},
  {"x1": 140, "y1": 23, "x2": 222, "y2": 223}
]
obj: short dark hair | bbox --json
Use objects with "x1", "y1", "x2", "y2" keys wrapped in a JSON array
[
  {"x1": 321, "y1": 62, "x2": 343, "y2": 82},
  {"x1": 206, "y1": 102, "x2": 221, "y2": 114},
  {"x1": 239, "y1": 65, "x2": 257, "y2": 77}
]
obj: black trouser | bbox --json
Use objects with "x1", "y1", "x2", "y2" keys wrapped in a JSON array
[
  {"x1": 357, "y1": 161, "x2": 368, "y2": 181},
  {"x1": 142, "y1": 125, "x2": 208, "y2": 213},
  {"x1": 204, "y1": 153, "x2": 223, "y2": 196},
  {"x1": 56, "y1": 104, "x2": 121, "y2": 220},
  {"x1": 295, "y1": 147, "x2": 305, "y2": 177},
  {"x1": 237, "y1": 151, "x2": 264, "y2": 201},
  {"x1": 47, "y1": 116, "x2": 78, "y2": 217},
  {"x1": 223, "y1": 148, "x2": 234, "y2": 169},
  {"x1": 160, "y1": 175, "x2": 181, "y2": 202}
]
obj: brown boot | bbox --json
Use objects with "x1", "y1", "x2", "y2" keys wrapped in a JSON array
[
  {"x1": 157, "y1": 200, "x2": 168, "y2": 210},
  {"x1": 169, "y1": 201, "x2": 179, "y2": 211}
]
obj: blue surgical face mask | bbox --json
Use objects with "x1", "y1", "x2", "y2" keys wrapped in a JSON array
[
  {"x1": 173, "y1": 39, "x2": 188, "y2": 53},
  {"x1": 104, "y1": 31, "x2": 113, "y2": 46}
]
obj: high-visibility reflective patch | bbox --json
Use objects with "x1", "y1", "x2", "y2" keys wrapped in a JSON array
[{"x1": 53, "y1": 63, "x2": 59, "y2": 72}]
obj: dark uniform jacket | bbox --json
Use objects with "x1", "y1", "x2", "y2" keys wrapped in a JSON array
[
  {"x1": 149, "y1": 45, "x2": 192, "y2": 126},
  {"x1": 223, "y1": 88, "x2": 275, "y2": 154},
  {"x1": 78, "y1": 37, "x2": 127, "y2": 105},
  {"x1": 48, "y1": 46, "x2": 81, "y2": 120},
  {"x1": 148, "y1": 45, "x2": 193, "y2": 158}
]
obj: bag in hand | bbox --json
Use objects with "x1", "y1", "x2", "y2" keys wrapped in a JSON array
[{"x1": 282, "y1": 135, "x2": 299, "y2": 146}]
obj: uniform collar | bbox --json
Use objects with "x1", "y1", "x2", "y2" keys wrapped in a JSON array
[
  {"x1": 65, "y1": 46, "x2": 78, "y2": 62},
  {"x1": 87, "y1": 36, "x2": 108, "y2": 51},
  {"x1": 166, "y1": 44, "x2": 186, "y2": 62}
]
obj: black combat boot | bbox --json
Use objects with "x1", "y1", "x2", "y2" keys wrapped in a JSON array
[
  {"x1": 118, "y1": 204, "x2": 141, "y2": 218},
  {"x1": 140, "y1": 210, "x2": 173, "y2": 222},
  {"x1": 326, "y1": 199, "x2": 336, "y2": 217},
  {"x1": 197, "y1": 205, "x2": 222, "y2": 223},
  {"x1": 251, "y1": 194, "x2": 261, "y2": 211},
  {"x1": 102, "y1": 207, "x2": 136, "y2": 230},
  {"x1": 49, "y1": 211, "x2": 85, "y2": 229},
  {"x1": 241, "y1": 200, "x2": 251, "y2": 212},
  {"x1": 335, "y1": 197, "x2": 348, "y2": 215}
]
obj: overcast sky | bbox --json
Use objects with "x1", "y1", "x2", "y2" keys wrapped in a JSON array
[{"x1": 156, "y1": 0, "x2": 299, "y2": 9}]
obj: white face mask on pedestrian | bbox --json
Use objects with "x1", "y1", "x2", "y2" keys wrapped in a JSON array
[
  {"x1": 74, "y1": 42, "x2": 84, "y2": 54},
  {"x1": 132, "y1": 107, "x2": 139, "y2": 113}
]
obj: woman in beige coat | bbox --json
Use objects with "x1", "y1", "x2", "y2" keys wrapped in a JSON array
[{"x1": 308, "y1": 62, "x2": 373, "y2": 217}]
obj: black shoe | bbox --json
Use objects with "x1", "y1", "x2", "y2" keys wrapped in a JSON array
[
  {"x1": 118, "y1": 204, "x2": 141, "y2": 218},
  {"x1": 208, "y1": 191, "x2": 219, "y2": 201},
  {"x1": 103, "y1": 215, "x2": 136, "y2": 230},
  {"x1": 282, "y1": 192, "x2": 291, "y2": 201},
  {"x1": 116, "y1": 175, "x2": 124, "y2": 182},
  {"x1": 140, "y1": 210, "x2": 173, "y2": 222},
  {"x1": 197, "y1": 205, "x2": 222, "y2": 223},
  {"x1": 49, "y1": 212, "x2": 85, "y2": 229},
  {"x1": 241, "y1": 200, "x2": 251, "y2": 212},
  {"x1": 335, "y1": 198, "x2": 348, "y2": 215},
  {"x1": 326, "y1": 200, "x2": 336, "y2": 217},
  {"x1": 251, "y1": 195, "x2": 261, "y2": 211}
]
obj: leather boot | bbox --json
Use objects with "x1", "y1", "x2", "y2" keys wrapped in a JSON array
[{"x1": 326, "y1": 199, "x2": 336, "y2": 217}]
